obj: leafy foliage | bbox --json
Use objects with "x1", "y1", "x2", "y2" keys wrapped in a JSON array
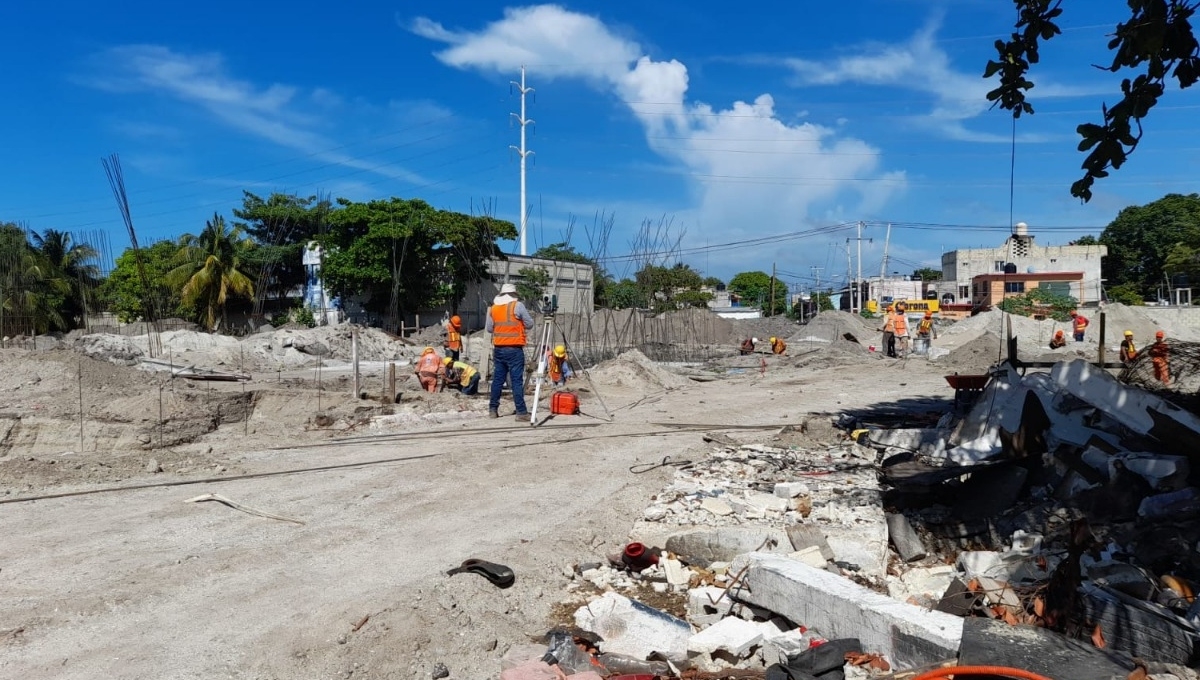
[
  {"x1": 1, "y1": 224, "x2": 101, "y2": 334},
  {"x1": 728, "y1": 270, "x2": 788, "y2": 315},
  {"x1": 101, "y1": 240, "x2": 185, "y2": 323},
  {"x1": 31, "y1": 229, "x2": 99, "y2": 330},
  {"x1": 604, "y1": 279, "x2": 646, "y2": 309},
  {"x1": 996, "y1": 286, "x2": 1078, "y2": 321},
  {"x1": 1099, "y1": 193, "x2": 1200, "y2": 296},
  {"x1": 515, "y1": 266, "x2": 551, "y2": 306},
  {"x1": 1070, "y1": 235, "x2": 1099, "y2": 246},
  {"x1": 166, "y1": 213, "x2": 256, "y2": 331},
  {"x1": 318, "y1": 197, "x2": 516, "y2": 318},
  {"x1": 233, "y1": 192, "x2": 332, "y2": 301},
  {"x1": 985, "y1": 0, "x2": 1200, "y2": 201},
  {"x1": 912, "y1": 267, "x2": 942, "y2": 282},
  {"x1": 1107, "y1": 282, "x2": 1145, "y2": 306},
  {"x1": 634, "y1": 263, "x2": 713, "y2": 313}
]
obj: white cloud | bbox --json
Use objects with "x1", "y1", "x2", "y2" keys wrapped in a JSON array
[
  {"x1": 85, "y1": 45, "x2": 426, "y2": 184},
  {"x1": 783, "y1": 22, "x2": 1104, "y2": 143},
  {"x1": 411, "y1": 4, "x2": 902, "y2": 251}
]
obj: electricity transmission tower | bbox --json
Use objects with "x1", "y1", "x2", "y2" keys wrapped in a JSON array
[{"x1": 510, "y1": 67, "x2": 534, "y2": 256}]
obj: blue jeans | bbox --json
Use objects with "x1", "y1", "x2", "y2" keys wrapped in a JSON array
[
  {"x1": 489, "y1": 346, "x2": 528, "y2": 414},
  {"x1": 461, "y1": 372, "x2": 480, "y2": 395}
]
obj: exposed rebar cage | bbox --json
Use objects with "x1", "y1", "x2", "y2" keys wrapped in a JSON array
[{"x1": 1118, "y1": 340, "x2": 1200, "y2": 411}]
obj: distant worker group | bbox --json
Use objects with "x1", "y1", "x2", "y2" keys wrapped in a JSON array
[{"x1": 1120, "y1": 329, "x2": 1171, "y2": 385}]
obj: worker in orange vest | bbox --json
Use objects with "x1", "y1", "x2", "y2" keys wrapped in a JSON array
[
  {"x1": 1050, "y1": 329, "x2": 1067, "y2": 349},
  {"x1": 546, "y1": 344, "x2": 574, "y2": 386},
  {"x1": 486, "y1": 283, "x2": 535, "y2": 420},
  {"x1": 1070, "y1": 309, "x2": 1089, "y2": 342},
  {"x1": 1149, "y1": 330, "x2": 1170, "y2": 385},
  {"x1": 880, "y1": 306, "x2": 896, "y2": 358},
  {"x1": 444, "y1": 315, "x2": 463, "y2": 362},
  {"x1": 891, "y1": 308, "x2": 909, "y2": 357},
  {"x1": 1119, "y1": 330, "x2": 1138, "y2": 366},
  {"x1": 414, "y1": 346, "x2": 444, "y2": 393},
  {"x1": 769, "y1": 336, "x2": 787, "y2": 355}
]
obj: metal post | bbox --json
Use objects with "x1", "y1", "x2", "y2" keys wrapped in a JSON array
[
  {"x1": 510, "y1": 66, "x2": 535, "y2": 255},
  {"x1": 769, "y1": 262, "x2": 776, "y2": 317},
  {"x1": 386, "y1": 362, "x2": 396, "y2": 404},
  {"x1": 856, "y1": 221, "x2": 863, "y2": 314},
  {"x1": 352, "y1": 328, "x2": 360, "y2": 398},
  {"x1": 1098, "y1": 311, "x2": 1107, "y2": 368}
]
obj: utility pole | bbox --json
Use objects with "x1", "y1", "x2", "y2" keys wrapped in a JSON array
[
  {"x1": 769, "y1": 261, "x2": 777, "y2": 317},
  {"x1": 510, "y1": 66, "x2": 534, "y2": 256},
  {"x1": 856, "y1": 221, "x2": 863, "y2": 314}
]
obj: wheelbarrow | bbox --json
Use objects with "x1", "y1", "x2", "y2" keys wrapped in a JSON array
[{"x1": 945, "y1": 373, "x2": 990, "y2": 411}]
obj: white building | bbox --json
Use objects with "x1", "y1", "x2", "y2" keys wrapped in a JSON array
[{"x1": 938, "y1": 223, "x2": 1107, "y2": 305}]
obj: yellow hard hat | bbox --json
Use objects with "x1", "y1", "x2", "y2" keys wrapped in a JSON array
[
  {"x1": 442, "y1": 356, "x2": 453, "y2": 365},
  {"x1": 1124, "y1": 330, "x2": 1133, "y2": 337},
  {"x1": 769, "y1": 337, "x2": 776, "y2": 343},
  {"x1": 422, "y1": 346, "x2": 435, "y2": 355},
  {"x1": 553, "y1": 344, "x2": 566, "y2": 358}
]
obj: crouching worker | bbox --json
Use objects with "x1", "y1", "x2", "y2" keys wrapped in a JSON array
[
  {"x1": 547, "y1": 344, "x2": 574, "y2": 387},
  {"x1": 442, "y1": 357, "x2": 480, "y2": 395},
  {"x1": 739, "y1": 337, "x2": 756, "y2": 356},
  {"x1": 770, "y1": 336, "x2": 787, "y2": 355},
  {"x1": 1049, "y1": 330, "x2": 1067, "y2": 350},
  {"x1": 415, "y1": 347, "x2": 444, "y2": 393}
]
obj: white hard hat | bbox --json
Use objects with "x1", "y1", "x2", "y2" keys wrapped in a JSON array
[
  {"x1": 752, "y1": 337, "x2": 759, "y2": 343},
  {"x1": 499, "y1": 283, "x2": 518, "y2": 295}
]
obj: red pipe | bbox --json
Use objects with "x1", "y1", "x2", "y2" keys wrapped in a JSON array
[{"x1": 911, "y1": 666, "x2": 1054, "y2": 680}]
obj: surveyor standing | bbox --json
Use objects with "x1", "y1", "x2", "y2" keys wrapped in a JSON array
[
  {"x1": 770, "y1": 336, "x2": 787, "y2": 355},
  {"x1": 1149, "y1": 330, "x2": 1171, "y2": 385},
  {"x1": 414, "y1": 347, "x2": 444, "y2": 393},
  {"x1": 892, "y1": 307, "x2": 910, "y2": 357},
  {"x1": 546, "y1": 344, "x2": 574, "y2": 387},
  {"x1": 441, "y1": 356, "x2": 480, "y2": 395},
  {"x1": 1070, "y1": 309, "x2": 1090, "y2": 342},
  {"x1": 880, "y1": 307, "x2": 897, "y2": 358},
  {"x1": 486, "y1": 282, "x2": 535, "y2": 420},
  {"x1": 1120, "y1": 330, "x2": 1138, "y2": 366},
  {"x1": 1049, "y1": 329, "x2": 1067, "y2": 349},
  {"x1": 444, "y1": 315, "x2": 463, "y2": 362}
]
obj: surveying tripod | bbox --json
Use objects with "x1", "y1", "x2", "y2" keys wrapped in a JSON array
[{"x1": 528, "y1": 294, "x2": 613, "y2": 426}]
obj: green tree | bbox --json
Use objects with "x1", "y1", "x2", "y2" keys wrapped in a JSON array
[
  {"x1": 702, "y1": 276, "x2": 723, "y2": 288},
  {"x1": 1099, "y1": 193, "x2": 1200, "y2": 296},
  {"x1": 604, "y1": 279, "x2": 645, "y2": 309},
  {"x1": 1070, "y1": 235, "x2": 1099, "y2": 246},
  {"x1": 319, "y1": 197, "x2": 516, "y2": 319},
  {"x1": 912, "y1": 267, "x2": 942, "y2": 282},
  {"x1": 233, "y1": 192, "x2": 333, "y2": 302},
  {"x1": 1107, "y1": 282, "x2": 1145, "y2": 306},
  {"x1": 0, "y1": 222, "x2": 66, "y2": 335},
  {"x1": 31, "y1": 229, "x2": 100, "y2": 330},
  {"x1": 997, "y1": 286, "x2": 1078, "y2": 321},
  {"x1": 985, "y1": 1, "x2": 1200, "y2": 201},
  {"x1": 728, "y1": 270, "x2": 788, "y2": 315},
  {"x1": 101, "y1": 240, "x2": 185, "y2": 323},
  {"x1": 166, "y1": 213, "x2": 256, "y2": 331},
  {"x1": 634, "y1": 263, "x2": 713, "y2": 313},
  {"x1": 515, "y1": 266, "x2": 551, "y2": 306}
]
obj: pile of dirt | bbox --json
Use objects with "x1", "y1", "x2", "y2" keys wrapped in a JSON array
[
  {"x1": 795, "y1": 310, "x2": 878, "y2": 347},
  {"x1": 587, "y1": 349, "x2": 692, "y2": 392},
  {"x1": 730, "y1": 315, "x2": 802, "y2": 344}
]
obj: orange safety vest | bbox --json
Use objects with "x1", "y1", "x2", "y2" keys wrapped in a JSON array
[
  {"x1": 892, "y1": 314, "x2": 908, "y2": 336},
  {"x1": 548, "y1": 353, "x2": 567, "y2": 382},
  {"x1": 772, "y1": 339, "x2": 786, "y2": 354},
  {"x1": 446, "y1": 324, "x2": 462, "y2": 351},
  {"x1": 1073, "y1": 316, "x2": 1089, "y2": 333},
  {"x1": 1149, "y1": 341, "x2": 1169, "y2": 360},
  {"x1": 417, "y1": 353, "x2": 441, "y2": 376},
  {"x1": 918, "y1": 319, "x2": 933, "y2": 336},
  {"x1": 490, "y1": 301, "x2": 527, "y2": 347}
]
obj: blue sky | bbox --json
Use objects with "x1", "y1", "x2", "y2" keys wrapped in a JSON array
[{"x1": 3, "y1": 1, "x2": 1199, "y2": 292}]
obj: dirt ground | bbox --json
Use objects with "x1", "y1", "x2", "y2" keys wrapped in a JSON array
[{"x1": 2, "y1": 303, "x2": 1173, "y2": 679}]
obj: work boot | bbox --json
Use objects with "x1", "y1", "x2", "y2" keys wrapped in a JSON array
[
  {"x1": 514, "y1": 412, "x2": 530, "y2": 422},
  {"x1": 489, "y1": 409, "x2": 499, "y2": 419}
]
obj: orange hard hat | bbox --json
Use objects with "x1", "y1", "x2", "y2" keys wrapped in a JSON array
[
  {"x1": 450, "y1": 315, "x2": 461, "y2": 326},
  {"x1": 924, "y1": 312, "x2": 932, "y2": 318},
  {"x1": 1156, "y1": 330, "x2": 1165, "y2": 338},
  {"x1": 1054, "y1": 330, "x2": 1064, "y2": 337},
  {"x1": 1070, "y1": 309, "x2": 1078, "y2": 315}
]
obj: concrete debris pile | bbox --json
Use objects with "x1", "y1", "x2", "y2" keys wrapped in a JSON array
[{"x1": 867, "y1": 358, "x2": 1200, "y2": 671}]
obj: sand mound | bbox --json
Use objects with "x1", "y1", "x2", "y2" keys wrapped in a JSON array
[
  {"x1": 586, "y1": 349, "x2": 692, "y2": 391},
  {"x1": 796, "y1": 310, "x2": 879, "y2": 346}
]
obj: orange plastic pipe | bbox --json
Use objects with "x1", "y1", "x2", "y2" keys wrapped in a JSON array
[{"x1": 911, "y1": 666, "x2": 1054, "y2": 680}]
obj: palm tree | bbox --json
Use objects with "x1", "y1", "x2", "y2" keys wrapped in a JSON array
[
  {"x1": 1, "y1": 223, "x2": 67, "y2": 336},
  {"x1": 30, "y1": 229, "x2": 100, "y2": 330},
  {"x1": 167, "y1": 213, "x2": 255, "y2": 331}
]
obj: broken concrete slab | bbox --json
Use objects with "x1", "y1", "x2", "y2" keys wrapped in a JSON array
[
  {"x1": 863, "y1": 427, "x2": 950, "y2": 458},
  {"x1": 687, "y1": 586, "x2": 733, "y2": 627},
  {"x1": 773, "y1": 482, "x2": 810, "y2": 499},
  {"x1": 885, "y1": 513, "x2": 927, "y2": 562},
  {"x1": 1052, "y1": 359, "x2": 1200, "y2": 455},
  {"x1": 1080, "y1": 582, "x2": 1200, "y2": 666},
  {"x1": 733, "y1": 554, "x2": 964, "y2": 669},
  {"x1": 788, "y1": 546, "x2": 828, "y2": 568},
  {"x1": 574, "y1": 592, "x2": 693, "y2": 662},
  {"x1": 665, "y1": 527, "x2": 790, "y2": 568},
  {"x1": 687, "y1": 616, "x2": 764, "y2": 657},
  {"x1": 823, "y1": 515, "x2": 889, "y2": 580},
  {"x1": 959, "y1": 618, "x2": 1136, "y2": 680},
  {"x1": 741, "y1": 490, "x2": 790, "y2": 514},
  {"x1": 701, "y1": 497, "x2": 734, "y2": 516},
  {"x1": 663, "y1": 557, "x2": 690, "y2": 586}
]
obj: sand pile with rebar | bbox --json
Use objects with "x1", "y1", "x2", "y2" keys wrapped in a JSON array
[{"x1": 586, "y1": 349, "x2": 692, "y2": 392}]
